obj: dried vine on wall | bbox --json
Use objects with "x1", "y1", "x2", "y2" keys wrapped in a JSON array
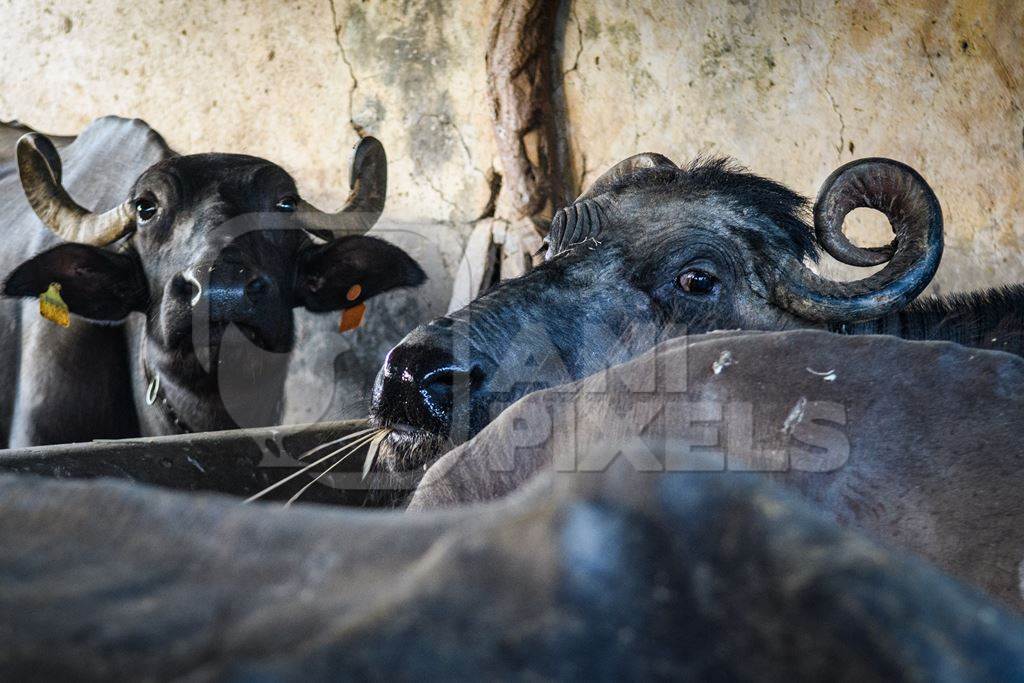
[{"x1": 449, "y1": 0, "x2": 573, "y2": 311}]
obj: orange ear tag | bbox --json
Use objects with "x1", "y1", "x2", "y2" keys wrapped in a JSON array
[{"x1": 339, "y1": 284, "x2": 365, "y2": 333}]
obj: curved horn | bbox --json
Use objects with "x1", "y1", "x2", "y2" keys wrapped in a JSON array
[
  {"x1": 770, "y1": 158, "x2": 943, "y2": 323},
  {"x1": 17, "y1": 133, "x2": 135, "y2": 246},
  {"x1": 578, "y1": 152, "x2": 677, "y2": 201},
  {"x1": 302, "y1": 135, "x2": 387, "y2": 239}
]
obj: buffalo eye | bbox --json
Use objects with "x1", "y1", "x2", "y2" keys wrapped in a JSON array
[
  {"x1": 134, "y1": 198, "x2": 158, "y2": 222},
  {"x1": 677, "y1": 269, "x2": 717, "y2": 295},
  {"x1": 275, "y1": 196, "x2": 298, "y2": 213}
]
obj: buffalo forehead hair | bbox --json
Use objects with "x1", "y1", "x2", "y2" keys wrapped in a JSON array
[{"x1": 609, "y1": 156, "x2": 819, "y2": 263}]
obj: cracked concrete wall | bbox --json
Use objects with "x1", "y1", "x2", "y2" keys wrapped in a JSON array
[
  {"x1": 0, "y1": 0, "x2": 498, "y2": 227},
  {"x1": 0, "y1": 0, "x2": 1021, "y2": 292},
  {"x1": 559, "y1": 0, "x2": 1024, "y2": 292}
]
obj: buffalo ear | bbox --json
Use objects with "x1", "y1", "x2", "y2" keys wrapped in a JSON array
[
  {"x1": 4, "y1": 243, "x2": 148, "y2": 321},
  {"x1": 296, "y1": 235, "x2": 426, "y2": 312}
]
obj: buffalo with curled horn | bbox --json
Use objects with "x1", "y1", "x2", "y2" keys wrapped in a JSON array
[
  {"x1": 771, "y1": 158, "x2": 943, "y2": 323},
  {"x1": 565, "y1": 153, "x2": 943, "y2": 324},
  {"x1": 0, "y1": 116, "x2": 425, "y2": 447},
  {"x1": 369, "y1": 152, "x2": 1022, "y2": 476}
]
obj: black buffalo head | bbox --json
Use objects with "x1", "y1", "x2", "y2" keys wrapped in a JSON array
[
  {"x1": 4, "y1": 133, "x2": 425, "y2": 432},
  {"x1": 371, "y1": 155, "x2": 942, "y2": 470}
]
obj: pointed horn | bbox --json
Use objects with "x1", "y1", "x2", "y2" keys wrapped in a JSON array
[
  {"x1": 17, "y1": 133, "x2": 135, "y2": 246},
  {"x1": 769, "y1": 158, "x2": 943, "y2": 323},
  {"x1": 302, "y1": 136, "x2": 387, "y2": 239}
]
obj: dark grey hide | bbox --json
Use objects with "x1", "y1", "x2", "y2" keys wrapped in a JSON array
[
  {"x1": 370, "y1": 154, "x2": 1023, "y2": 472},
  {"x1": 408, "y1": 330, "x2": 1024, "y2": 610},
  {"x1": 0, "y1": 117, "x2": 425, "y2": 447},
  {"x1": 0, "y1": 117, "x2": 166, "y2": 447},
  {"x1": 1, "y1": 463, "x2": 1023, "y2": 680}
]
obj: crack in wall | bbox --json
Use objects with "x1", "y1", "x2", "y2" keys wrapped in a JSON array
[
  {"x1": 919, "y1": 31, "x2": 942, "y2": 84},
  {"x1": 824, "y1": 84, "x2": 846, "y2": 158},
  {"x1": 414, "y1": 112, "x2": 487, "y2": 180},
  {"x1": 797, "y1": 2, "x2": 845, "y2": 160},
  {"x1": 562, "y1": 7, "x2": 584, "y2": 77},
  {"x1": 413, "y1": 111, "x2": 497, "y2": 224},
  {"x1": 327, "y1": 0, "x2": 362, "y2": 135},
  {"x1": 822, "y1": 49, "x2": 845, "y2": 159},
  {"x1": 423, "y1": 173, "x2": 460, "y2": 216}
]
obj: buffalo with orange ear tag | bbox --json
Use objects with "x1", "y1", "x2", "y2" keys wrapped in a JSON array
[{"x1": 339, "y1": 284, "x2": 365, "y2": 333}]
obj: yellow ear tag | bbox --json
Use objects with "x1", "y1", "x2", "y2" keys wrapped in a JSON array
[
  {"x1": 39, "y1": 282, "x2": 70, "y2": 328},
  {"x1": 339, "y1": 284, "x2": 365, "y2": 333}
]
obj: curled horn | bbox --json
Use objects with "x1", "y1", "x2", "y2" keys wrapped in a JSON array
[
  {"x1": 771, "y1": 158, "x2": 943, "y2": 323},
  {"x1": 301, "y1": 136, "x2": 387, "y2": 239},
  {"x1": 17, "y1": 133, "x2": 135, "y2": 246},
  {"x1": 544, "y1": 152, "x2": 677, "y2": 258}
]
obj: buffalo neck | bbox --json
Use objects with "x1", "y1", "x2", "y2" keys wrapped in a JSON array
[
  {"x1": 130, "y1": 318, "x2": 288, "y2": 436},
  {"x1": 831, "y1": 284, "x2": 1024, "y2": 359},
  {"x1": 137, "y1": 334, "x2": 228, "y2": 434}
]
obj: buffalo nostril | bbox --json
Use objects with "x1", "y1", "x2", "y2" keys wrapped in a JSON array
[
  {"x1": 429, "y1": 316, "x2": 456, "y2": 330},
  {"x1": 374, "y1": 343, "x2": 492, "y2": 433},
  {"x1": 173, "y1": 272, "x2": 203, "y2": 307},
  {"x1": 420, "y1": 363, "x2": 487, "y2": 401},
  {"x1": 245, "y1": 275, "x2": 270, "y2": 299}
]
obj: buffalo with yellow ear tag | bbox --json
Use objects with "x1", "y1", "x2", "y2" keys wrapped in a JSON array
[{"x1": 39, "y1": 282, "x2": 70, "y2": 328}]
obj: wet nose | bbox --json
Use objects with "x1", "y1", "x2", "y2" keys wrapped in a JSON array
[
  {"x1": 173, "y1": 268, "x2": 271, "y2": 310},
  {"x1": 373, "y1": 340, "x2": 489, "y2": 432},
  {"x1": 196, "y1": 260, "x2": 293, "y2": 352},
  {"x1": 207, "y1": 259, "x2": 273, "y2": 316}
]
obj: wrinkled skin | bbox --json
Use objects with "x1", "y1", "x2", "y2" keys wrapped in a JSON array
[
  {"x1": 2, "y1": 119, "x2": 424, "y2": 445},
  {"x1": 374, "y1": 174, "x2": 815, "y2": 470},
  {"x1": 371, "y1": 157, "x2": 1023, "y2": 474},
  {"x1": 380, "y1": 201, "x2": 801, "y2": 432}
]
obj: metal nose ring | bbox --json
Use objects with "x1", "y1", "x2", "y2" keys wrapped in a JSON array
[{"x1": 146, "y1": 374, "x2": 161, "y2": 405}]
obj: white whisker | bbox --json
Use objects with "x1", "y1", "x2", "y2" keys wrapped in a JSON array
[
  {"x1": 283, "y1": 429, "x2": 383, "y2": 507},
  {"x1": 362, "y1": 428, "x2": 391, "y2": 480},
  {"x1": 296, "y1": 426, "x2": 376, "y2": 461},
  {"x1": 244, "y1": 429, "x2": 376, "y2": 504}
]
